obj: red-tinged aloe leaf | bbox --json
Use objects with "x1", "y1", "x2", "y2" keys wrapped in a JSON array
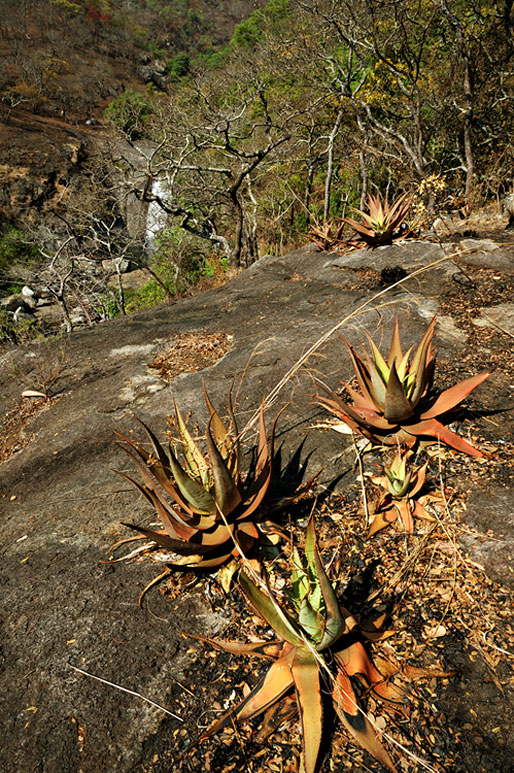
[
  {"x1": 123, "y1": 522, "x2": 213, "y2": 554},
  {"x1": 193, "y1": 522, "x2": 232, "y2": 546},
  {"x1": 255, "y1": 401, "x2": 271, "y2": 479},
  {"x1": 345, "y1": 382, "x2": 375, "y2": 412},
  {"x1": 226, "y1": 383, "x2": 241, "y2": 479},
  {"x1": 206, "y1": 416, "x2": 242, "y2": 516},
  {"x1": 384, "y1": 362, "x2": 415, "y2": 423},
  {"x1": 236, "y1": 520, "x2": 259, "y2": 538},
  {"x1": 115, "y1": 446, "x2": 207, "y2": 530},
  {"x1": 336, "y1": 643, "x2": 405, "y2": 707},
  {"x1": 200, "y1": 655, "x2": 294, "y2": 741},
  {"x1": 117, "y1": 436, "x2": 206, "y2": 519},
  {"x1": 240, "y1": 571, "x2": 304, "y2": 646},
  {"x1": 345, "y1": 342, "x2": 380, "y2": 407},
  {"x1": 291, "y1": 651, "x2": 323, "y2": 773},
  {"x1": 405, "y1": 417, "x2": 485, "y2": 457},
  {"x1": 168, "y1": 445, "x2": 217, "y2": 514},
  {"x1": 396, "y1": 500, "x2": 414, "y2": 532},
  {"x1": 203, "y1": 385, "x2": 233, "y2": 458},
  {"x1": 343, "y1": 217, "x2": 375, "y2": 238},
  {"x1": 413, "y1": 500, "x2": 436, "y2": 521},
  {"x1": 409, "y1": 462, "x2": 427, "y2": 498},
  {"x1": 305, "y1": 518, "x2": 347, "y2": 649},
  {"x1": 332, "y1": 664, "x2": 398, "y2": 773},
  {"x1": 140, "y1": 484, "x2": 199, "y2": 539},
  {"x1": 133, "y1": 417, "x2": 170, "y2": 468},
  {"x1": 243, "y1": 405, "x2": 285, "y2": 518},
  {"x1": 368, "y1": 511, "x2": 391, "y2": 537},
  {"x1": 185, "y1": 631, "x2": 284, "y2": 659},
  {"x1": 422, "y1": 371, "x2": 490, "y2": 420}
]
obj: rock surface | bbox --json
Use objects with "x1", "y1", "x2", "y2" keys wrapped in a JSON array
[{"x1": 0, "y1": 236, "x2": 513, "y2": 772}]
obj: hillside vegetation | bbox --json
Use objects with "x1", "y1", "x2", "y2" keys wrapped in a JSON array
[{"x1": 1, "y1": 0, "x2": 513, "y2": 333}]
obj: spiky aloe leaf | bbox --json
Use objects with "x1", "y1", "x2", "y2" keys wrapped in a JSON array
[
  {"x1": 173, "y1": 398, "x2": 210, "y2": 486},
  {"x1": 304, "y1": 518, "x2": 348, "y2": 650},
  {"x1": 168, "y1": 445, "x2": 217, "y2": 514},
  {"x1": 199, "y1": 653, "x2": 295, "y2": 741},
  {"x1": 205, "y1": 416, "x2": 242, "y2": 515},
  {"x1": 332, "y1": 664, "x2": 398, "y2": 773},
  {"x1": 421, "y1": 371, "x2": 490, "y2": 420},
  {"x1": 405, "y1": 417, "x2": 485, "y2": 457},
  {"x1": 383, "y1": 362, "x2": 415, "y2": 422},
  {"x1": 291, "y1": 650, "x2": 324, "y2": 773},
  {"x1": 187, "y1": 630, "x2": 284, "y2": 659},
  {"x1": 240, "y1": 571, "x2": 304, "y2": 647}
]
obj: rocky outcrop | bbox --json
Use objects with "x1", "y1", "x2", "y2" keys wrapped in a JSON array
[
  {"x1": 0, "y1": 108, "x2": 90, "y2": 225},
  {"x1": 0, "y1": 236, "x2": 513, "y2": 772}
]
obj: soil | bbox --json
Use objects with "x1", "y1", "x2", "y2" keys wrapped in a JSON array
[{"x1": 1, "y1": 233, "x2": 514, "y2": 773}]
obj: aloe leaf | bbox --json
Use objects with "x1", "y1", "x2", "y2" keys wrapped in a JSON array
[
  {"x1": 173, "y1": 398, "x2": 209, "y2": 482},
  {"x1": 199, "y1": 655, "x2": 294, "y2": 741},
  {"x1": 384, "y1": 362, "x2": 415, "y2": 422},
  {"x1": 421, "y1": 371, "x2": 489, "y2": 419},
  {"x1": 332, "y1": 671, "x2": 398, "y2": 772},
  {"x1": 291, "y1": 650, "x2": 323, "y2": 773},
  {"x1": 124, "y1": 522, "x2": 214, "y2": 554},
  {"x1": 206, "y1": 416, "x2": 242, "y2": 515},
  {"x1": 405, "y1": 417, "x2": 485, "y2": 457},
  {"x1": 387, "y1": 316, "x2": 402, "y2": 365},
  {"x1": 203, "y1": 384, "x2": 232, "y2": 459},
  {"x1": 226, "y1": 383, "x2": 241, "y2": 479},
  {"x1": 133, "y1": 418, "x2": 171, "y2": 468},
  {"x1": 408, "y1": 315, "x2": 437, "y2": 406},
  {"x1": 240, "y1": 571, "x2": 304, "y2": 647},
  {"x1": 168, "y1": 445, "x2": 217, "y2": 514},
  {"x1": 186, "y1": 631, "x2": 283, "y2": 660},
  {"x1": 345, "y1": 342, "x2": 379, "y2": 407},
  {"x1": 305, "y1": 518, "x2": 347, "y2": 649}
]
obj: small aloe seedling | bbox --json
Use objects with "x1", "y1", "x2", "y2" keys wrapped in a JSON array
[
  {"x1": 114, "y1": 386, "x2": 283, "y2": 571},
  {"x1": 190, "y1": 519, "x2": 406, "y2": 773},
  {"x1": 343, "y1": 192, "x2": 413, "y2": 246},
  {"x1": 367, "y1": 449, "x2": 435, "y2": 536},
  {"x1": 315, "y1": 314, "x2": 489, "y2": 456}
]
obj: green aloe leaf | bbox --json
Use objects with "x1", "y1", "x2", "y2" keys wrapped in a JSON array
[
  {"x1": 305, "y1": 518, "x2": 347, "y2": 649},
  {"x1": 240, "y1": 571, "x2": 304, "y2": 647},
  {"x1": 168, "y1": 445, "x2": 217, "y2": 514}
]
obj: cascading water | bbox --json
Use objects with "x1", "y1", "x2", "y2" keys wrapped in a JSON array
[{"x1": 145, "y1": 176, "x2": 169, "y2": 253}]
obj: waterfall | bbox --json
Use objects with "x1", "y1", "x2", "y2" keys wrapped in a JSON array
[{"x1": 145, "y1": 176, "x2": 169, "y2": 253}]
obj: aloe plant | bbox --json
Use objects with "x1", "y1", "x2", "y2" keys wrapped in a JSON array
[
  {"x1": 343, "y1": 192, "x2": 413, "y2": 246},
  {"x1": 114, "y1": 386, "x2": 283, "y2": 570},
  {"x1": 190, "y1": 519, "x2": 405, "y2": 773},
  {"x1": 315, "y1": 315, "x2": 489, "y2": 456},
  {"x1": 368, "y1": 449, "x2": 435, "y2": 535}
]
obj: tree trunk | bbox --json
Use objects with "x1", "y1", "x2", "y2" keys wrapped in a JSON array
[
  {"x1": 323, "y1": 107, "x2": 344, "y2": 222},
  {"x1": 463, "y1": 55, "x2": 474, "y2": 209}
]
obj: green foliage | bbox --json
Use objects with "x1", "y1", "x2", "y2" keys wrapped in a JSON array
[
  {"x1": 50, "y1": 0, "x2": 82, "y2": 14},
  {"x1": 123, "y1": 281, "x2": 167, "y2": 314},
  {"x1": 231, "y1": 8, "x2": 265, "y2": 48},
  {"x1": 104, "y1": 90, "x2": 153, "y2": 140},
  {"x1": 166, "y1": 53, "x2": 190, "y2": 80}
]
